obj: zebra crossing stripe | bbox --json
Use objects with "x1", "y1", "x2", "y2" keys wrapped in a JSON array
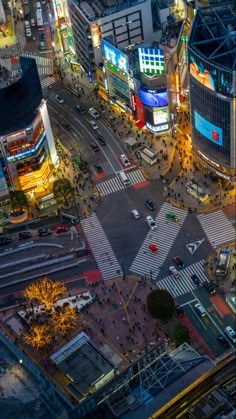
[
  {"x1": 81, "y1": 213, "x2": 121, "y2": 281},
  {"x1": 96, "y1": 169, "x2": 146, "y2": 197},
  {"x1": 129, "y1": 202, "x2": 188, "y2": 278},
  {"x1": 156, "y1": 259, "x2": 209, "y2": 298},
  {"x1": 197, "y1": 210, "x2": 235, "y2": 247},
  {"x1": 40, "y1": 76, "x2": 57, "y2": 89}
]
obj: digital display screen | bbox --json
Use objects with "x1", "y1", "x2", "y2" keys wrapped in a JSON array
[
  {"x1": 194, "y1": 111, "x2": 223, "y2": 146},
  {"x1": 153, "y1": 107, "x2": 169, "y2": 125},
  {"x1": 138, "y1": 47, "x2": 165, "y2": 75},
  {"x1": 101, "y1": 39, "x2": 129, "y2": 73},
  {"x1": 140, "y1": 87, "x2": 168, "y2": 107}
]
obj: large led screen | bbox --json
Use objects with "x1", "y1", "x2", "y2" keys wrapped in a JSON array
[
  {"x1": 194, "y1": 111, "x2": 223, "y2": 146},
  {"x1": 101, "y1": 39, "x2": 129, "y2": 73},
  {"x1": 140, "y1": 87, "x2": 168, "y2": 107},
  {"x1": 138, "y1": 47, "x2": 165, "y2": 75}
]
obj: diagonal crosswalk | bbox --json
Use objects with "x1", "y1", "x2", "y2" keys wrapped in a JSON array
[
  {"x1": 155, "y1": 259, "x2": 209, "y2": 298},
  {"x1": 20, "y1": 53, "x2": 54, "y2": 76},
  {"x1": 197, "y1": 210, "x2": 235, "y2": 247},
  {"x1": 96, "y1": 169, "x2": 146, "y2": 197},
  {"x1": 129, "y1": 202, "x2": 188, "y2": 278},
  {"x1": 81, "y1": 212, "x2": 121, "y2": 281}
]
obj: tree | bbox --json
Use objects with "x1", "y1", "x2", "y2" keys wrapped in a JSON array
[
  {"x1": 23, "y1": 324, "x2": 52, "y2": 350},
  {"x1": 53, "y1": 178, "x2": 74, "y2": 207},
  {"x1": 172, "y1": 325, "x2": 190, "y2": 347},
  {"x1": 146, "y1": 289, "x2": 175, "y2": 321},
  {"x1": 24, "y1": 277, "x2": 66, "y2": 310},
  {"x1": 10, "y1": 190, "x2": 29, "y2": 213},
  {"x1": 51, "y1": 306, "x2": 77, "y2": 336}
]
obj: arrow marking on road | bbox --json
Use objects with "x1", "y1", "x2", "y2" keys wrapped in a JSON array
[{"x1": 186, "y1": 239, "x2": 205, "y2": 255}]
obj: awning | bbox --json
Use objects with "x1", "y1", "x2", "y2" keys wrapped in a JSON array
[{"x1": 136, "y1": 121, "x2": 145, "y2": 129}]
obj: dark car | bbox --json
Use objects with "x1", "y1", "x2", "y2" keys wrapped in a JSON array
[
  {"x1": 191, "y1": 273, "x2": 200, "y2": 286},
  {"x1": 75, "y1": 105, "x2": 86, "y2": 114},
  {"x1": 91, "y1": 143, "x2": 100, "y2": 152},
  {"x1": 61, "y1": 122, "x2": 71, "y2": 131},
  {"x1": 97, "y1": 135, "x2": 106, "y2": 146},
  {"x1": 40, "y1": 33, "x2": 45, "y2": 41},
  {"x1": 204, "y1": 282, "x2": 216, "y2": 295},
  {"x1": 145, "y1": 199, "x2": 155, "y2": 211},
  {"x1": 55, "y1": 226, "x2": 69, "y2": 234},
  {"x1": 0, "y1": 237, "x2": 12, "y2": 245},
  {"x1": 94, "y1": 164, "x2": 103, "y2": 174},
  {"x1": 217, "y1": 335, "x2": 230, "y2": 348},
  {"x1": 19, "y1": 231, "x2": 32, "y2": 240},
  {"x1": 175, "y1": 305, "x2": 185, "y2": 317},
  {"x1": 173, "y1": 256, "x2": 184, "y2": 269},
  {"x1": 38, "y1": 228, "x2": 52, "y2": 237}
]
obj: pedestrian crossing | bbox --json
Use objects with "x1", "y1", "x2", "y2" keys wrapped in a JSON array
[
  {"x1": 96, "y1": 169, "x2": 146, "y2": 197},
  {"x1": 155, "y1": 259, "x2": 209, "y2": 298},
  {"x1": 40, "y1": 75, "x2": 57, "y2": 89},
  {"x1": 197, "y1": 210, "x2": 235, "y2": 247},
  {"x1": 20, "y1": 53, "x2": 54, "y2": 76},
  {"x1": 130, "y1": 202, "x2": 188, "y2": 278},
  {"x1": 81, "y1": 212, "x2": 121, "y2": 281}
]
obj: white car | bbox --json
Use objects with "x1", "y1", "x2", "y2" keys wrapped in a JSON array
[
  {"x1": 25, "y1": 20, "x2": 30, "y2": 29},
  {"x1": 132, "y1": 209, "x2": 140, "y2": 219},
  {"x1": 55, "y1": 95, "x2": 64, "y2": 104},
  {"x1": 146, "y1": 215, "x2": 157, "y2": 230},
  {"x1": 194, "y1": 303, "x2": 206, "y2": 317},
  {"x1": 120, "y1": 154, "x2": 130, "y2": 167},
  {"x1": 169, "y1": 266, "x2": 180, "y2": 278},
  {"x1": 90, "y1": 120, "x2": 98, "y2": 130},
  {"x1": 26, "y1": 28, "x2": 32, "y2": 37},
  {"x1": 31, "y1": 18, "x2": 36, "y2": 26},
  {"x1": 225, "y1": 326, "x2": 236, "y2": 343}
]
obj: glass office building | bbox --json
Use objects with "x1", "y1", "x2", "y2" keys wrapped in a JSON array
[{"x1": 188, "y1": 2, "x2": 236, "y2": 180}]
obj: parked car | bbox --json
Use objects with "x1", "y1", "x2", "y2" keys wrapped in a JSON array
[
  {"x1": 217, "y1": 335, "x2": 230, "y2": 348},
  {"x1": 38, "y1": 228, "x2": 52, "y2": 237},
  {"x1": 55, "y1": 226, "x2": 69, "y2": 234},
  {"x1": 194, "y1": 303, "x2": 206, "y2": 317},
  {"x1": 175, "y1": 305, "x2": 185, "y2": 317},
  {"x1": 145, "y1": 199, "x2": 155, "y2": 211},
  {"x1": 131, "y1": 209, "x2": 140, "y2": 219},
  {"x1": 55, "y1": 95, "x2": 64, "y2": 104},
  {"x1": 173, "y1": 256, "x2": 184, "y2": 268},
  {"x1": 94, "y1": 164, "x2": 103, "y2": 174},
  {"x1": 90, "y1": 120, "x2": 98, "y2": 130},
  {"x1": 97, "y1": 135, "x2": 106, "y2": 146},
  {"x1": 91, "y1": 143, "x2": 100, "y2": 152},
  {"x1": 169, "y1": 266, "x2": 180, "y2": 279},
  {"x1": 204, "y1": 281, "x2": 216, "y2": 294},
  {"x1": 191, "y1": 273, "x2": 200, "y2": 286},
  {"x1": 19, "y1": 231, "x2": 32, "y2": 240}
]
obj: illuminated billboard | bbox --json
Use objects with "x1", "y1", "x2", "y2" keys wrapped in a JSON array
[
  {"x1": 153, "y1": 107, "x2": 169, "y2": 125},
  {"x1": 90, "y1": 22, "x2": 100, "y2": 48},
  {"x1": 140, "y1": 87, "x2": 168, "y2": 107},
  {"x1": 194, "y1": 111, "x2": 223, "y2": 146},
  {"x1": 138, "y1": 47, "x2": 165, "y2": 75},
  {"x1": 101, "y1": 39, "x2": 129, "y2": 73}
]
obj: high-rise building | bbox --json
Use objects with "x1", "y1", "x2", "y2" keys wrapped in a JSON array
[
  {"x1": 69, "y1": 0, "x2": 160, "y2": 74},
  {"x1": 188, "y1": 1, "x2": 236, "y2": 181},
  {"x1": 0, "y1": 0, "x2": 58, "y2": 201}
]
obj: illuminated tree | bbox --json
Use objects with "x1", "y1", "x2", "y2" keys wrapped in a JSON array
[
  {"x1": 23, "y1": 324, "x2": 52, "y2": 350},
  {"x1": 24, "y1": 277, "x2": 66, "y2": 310},
  {"x1": 51, "y1": 305, "x2": 77, "y2": 336},
  {"x1": 53, "y1": 178, "x2": 74, "y2": 207}
]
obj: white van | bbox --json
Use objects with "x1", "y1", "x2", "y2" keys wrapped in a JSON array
[
  {"x1": 225, "y1": 326, "x2": 236, "y2": 343},
  {"x1": 36, "y1": 2, "x2": 41, "y2": 10},
  {"x1": 119, "y1": 171, "x2": 130, "y2": 187}
]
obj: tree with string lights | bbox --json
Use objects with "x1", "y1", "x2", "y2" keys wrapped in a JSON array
[
  {"x1": 24, "y1": 277, "x2": 66, "y2": 310},
  {"x1": 51, "y1": 305, "x2": 77, "y2": 336},
  {"x1": 23, "y1": 324, "x2": 52, "y2": 350}
]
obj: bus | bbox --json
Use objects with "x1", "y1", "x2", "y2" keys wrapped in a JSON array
[
  {"x1": 36, "y1": 9, "x2": 43, "y2": 30},
  {"x1": 215, "y1": 248, "x2": 231, "y2": 277}
]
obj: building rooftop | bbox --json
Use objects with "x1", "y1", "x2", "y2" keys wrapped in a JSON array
[
  {"x1": 0, "y1": 56, "x2": 43, "y2": 135},
  {"x1": 188, "y1": 2, "x2": 236, "y2": 71},
  {"x1": 73, "y1": 0, "x2": 146, "y2": 21}
]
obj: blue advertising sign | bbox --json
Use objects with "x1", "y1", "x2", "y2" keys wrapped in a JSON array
[
  {"x1": 101, "y1": 39, "x2": 129, "y2": 73},
  {"x1": 140, "y1": 86, "x2": 168, "y2": 107},
  {"x1": 194, "y1": 111, "x2": 223, "y2": 146}
]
